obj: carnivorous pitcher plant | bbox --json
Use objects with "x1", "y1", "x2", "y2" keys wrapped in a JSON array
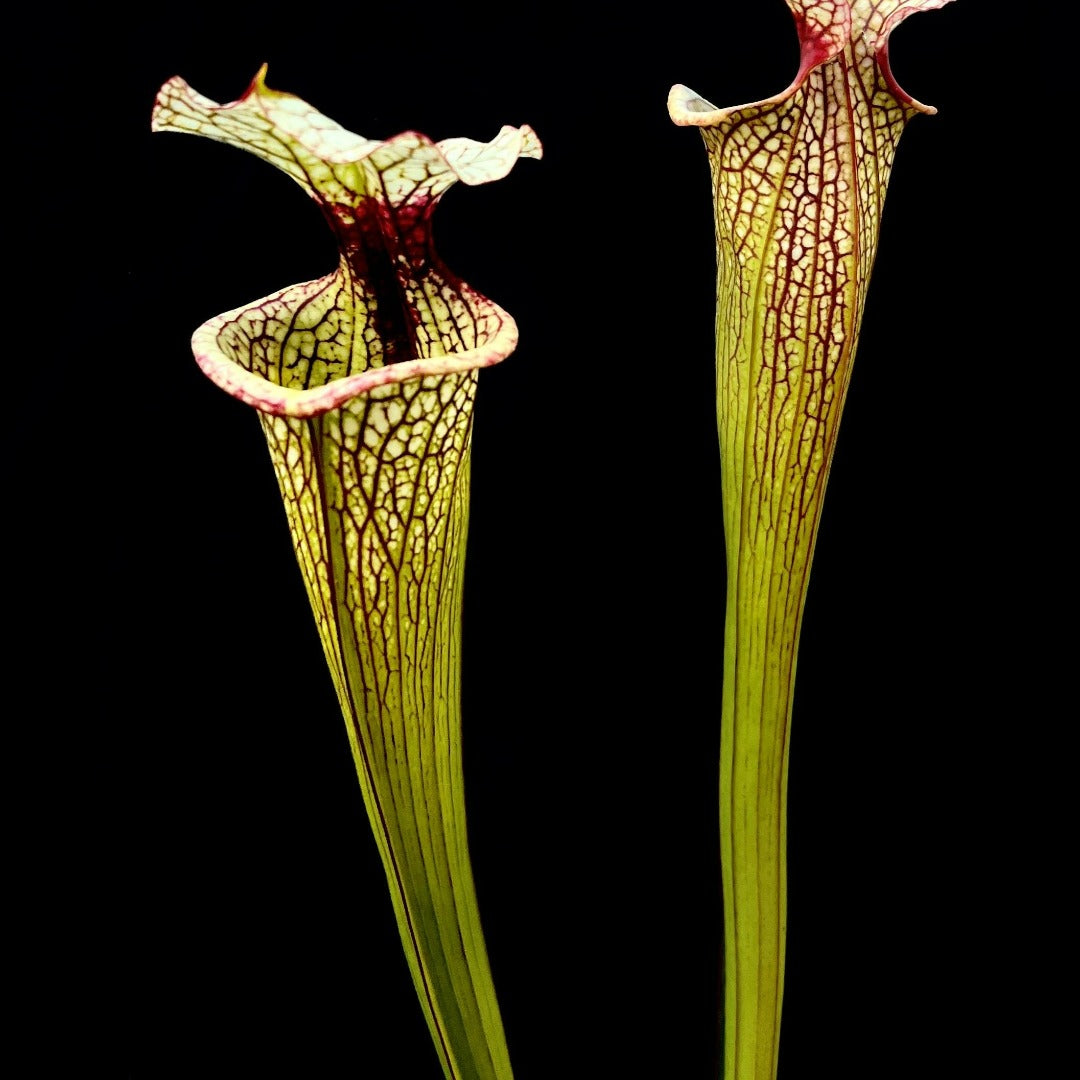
[
  {"x1": 669, "y1": 2, "x2": 953, "y2": 1076},
  {"x1": 152, "y1": 68, "x2": 540, "y2": 1080}
]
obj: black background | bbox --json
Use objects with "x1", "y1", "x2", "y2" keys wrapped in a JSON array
[{"x1": 16, "y1": 2, "x2": 1054, "y2": 1077}]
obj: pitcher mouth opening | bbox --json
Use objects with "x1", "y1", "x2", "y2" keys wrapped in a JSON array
[
  {"x1": 153, "y1": 69, "x2": 541, "y2": 421},
  {"x1": 668, "y1": 0, "x2": 944, "y2": 128},
  {"x1": 192, "y1": 274, "x2": 520, "y2": 419}
]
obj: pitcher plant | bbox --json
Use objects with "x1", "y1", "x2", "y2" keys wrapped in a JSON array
[
  {"x1": 669, "y1": 2, "x2": 954, "y2": 1076},
  {"x1": 152, "y1": 68, "x2": 540, "y2": 1080}
]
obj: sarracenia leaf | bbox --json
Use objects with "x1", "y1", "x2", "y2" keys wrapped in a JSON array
[
  {"x1": 669, "y1": 3, "x2": 952, "y2": 1077},
  {"x1": 152, "y1": 68, "x2": 540, "y2": 1080}
]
